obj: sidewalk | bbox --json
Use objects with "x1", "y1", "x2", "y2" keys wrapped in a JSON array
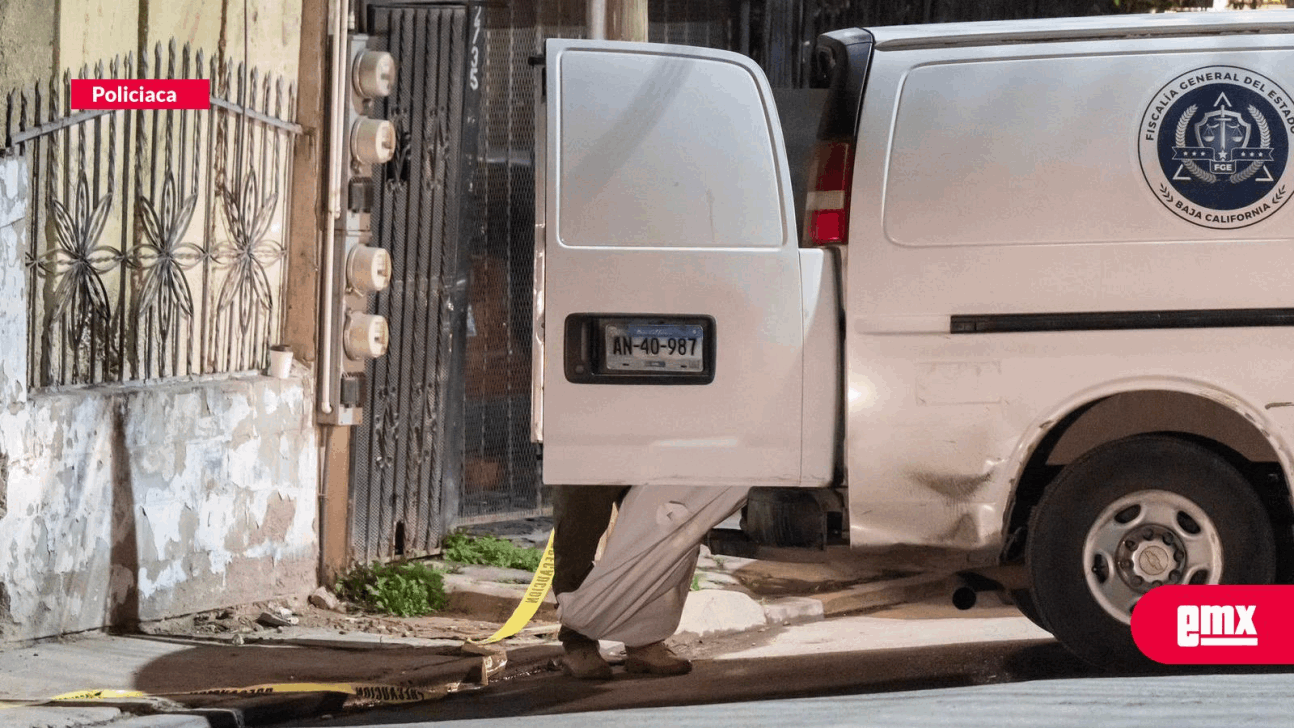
[
  {"x1": 0, "y1": 535, "x2": 968, "y2": 728},
  {"x1": 0, "y1": 626, "x2": 526, "y2": 728}
]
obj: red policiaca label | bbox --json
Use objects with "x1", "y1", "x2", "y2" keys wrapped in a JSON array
[
  {"x1": 1131, "y1": 585, "x2": 1294, "y2": 664},
  {"x1": 70, "y1": 80, "x2": 210, "y2": 110}
]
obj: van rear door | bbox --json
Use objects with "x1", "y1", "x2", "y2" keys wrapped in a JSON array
[{"x1": 536, "y1": 40, "x2": 804, "y2": 487}]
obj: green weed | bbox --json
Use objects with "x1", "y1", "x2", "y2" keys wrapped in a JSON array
[
  {"x1": 337, "y1": 560, "x2": 447, "y2": 617},
  {"x1": 443, "y1": 532, "x2": 543, "y2": 572},
  {"x1": 691, "y1": 573, "x2": 703, "y2": 591}
]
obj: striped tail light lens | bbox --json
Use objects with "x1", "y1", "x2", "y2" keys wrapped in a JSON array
[{"x1": 804, "y1": 140, "x2": 855, "y2": 246}]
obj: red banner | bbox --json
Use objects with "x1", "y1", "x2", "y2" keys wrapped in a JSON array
[
  {"x1": 1132, "y1": 585, "x2": 1294, "y2": 664},
  {"x1": 70, "y1": 79, "x2": 210, "y2": 110}
]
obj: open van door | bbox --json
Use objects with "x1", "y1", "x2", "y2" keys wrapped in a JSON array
[{"x1": 535, "y1": 40, "x2": 805, "y2": 487}]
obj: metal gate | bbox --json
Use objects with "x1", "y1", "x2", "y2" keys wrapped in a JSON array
[{"x1": 348, "y1": 1, "x2": 479, "y2": 561}]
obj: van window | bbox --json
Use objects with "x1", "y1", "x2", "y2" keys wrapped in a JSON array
[{"x1": 558, "y1": 50, "x2": 785, "y2": 249}]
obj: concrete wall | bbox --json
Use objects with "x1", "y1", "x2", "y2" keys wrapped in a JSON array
[
  {"x1": 0, "y1": 154, "x2": 318, "y2": 642},
  {"x1": 0, "y1": 0, "x2": 56, "y2": 92},
  {"x1": 58, "y1": 0, "x2": 140, "y2": 76},
  {"x1": 1, "y1": 0, "x2": 303, "y2": 87},
  {"x1": 145, "y1": 0, "x2": 303, "y2": 80}
]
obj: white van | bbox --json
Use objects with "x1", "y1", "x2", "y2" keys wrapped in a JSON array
[{"x1": 531, "y1": 11, "x2": 1294, "y2": 668}]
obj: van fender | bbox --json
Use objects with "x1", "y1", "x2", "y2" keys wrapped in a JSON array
[{"x1": 1000, "y1": 375, "x2": 1294, "y2": 547}]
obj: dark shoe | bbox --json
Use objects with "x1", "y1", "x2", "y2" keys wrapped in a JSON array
[
  {"x1": 561, "y1": 642, "x2": 613, "y2": 680},
  {"x1": 625, "y1": 641, "x2": 692, "y2": 676}
]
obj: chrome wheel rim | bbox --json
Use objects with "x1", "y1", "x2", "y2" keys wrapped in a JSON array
[{"x1": 1082, "y1": 489, "x2": 1222, "y2": 624}]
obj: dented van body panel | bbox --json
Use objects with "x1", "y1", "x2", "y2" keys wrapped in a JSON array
[{"x1": 841, "y1": 14, "x2": 1294, "y2": 559}]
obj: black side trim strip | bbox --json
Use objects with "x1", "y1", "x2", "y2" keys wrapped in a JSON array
[{"x1": 951, "y1": 308, "x2": 1294, "y2": 334}]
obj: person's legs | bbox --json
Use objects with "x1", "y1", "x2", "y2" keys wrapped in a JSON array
[
  {"x1": 551, "y1": 484, "x2": 629, "y2": 678},
  {"x1": 555, "y1": 485, "x2": 750, "y2": 676}
]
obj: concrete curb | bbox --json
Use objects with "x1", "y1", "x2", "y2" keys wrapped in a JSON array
[
  {"x1": 107, "y1": 716, "x2": 212, "y2": 728},
  {"x1": 761, "y1": 596, "x2": 825, "y2": 625},
  {"x1": 442, "y1": 574, "x2": 557, "y2": 624},
  {"x1": 672, "y1": 574, "x2": 957, "y2": 640},
  {"x1": 811, "y1": 573, "x2": 961, "y2": 617},
  {"x1": 0, "y1": 706, "x2": 123, "y2": 728}
]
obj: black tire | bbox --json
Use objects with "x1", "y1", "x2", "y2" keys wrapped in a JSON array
[
  {"x1": 1008, "y1": 588, "x2": 1049, "y2": 633},
  {"x1": 1027, "y1": 435, "x2": 1276, "y2": 670}
]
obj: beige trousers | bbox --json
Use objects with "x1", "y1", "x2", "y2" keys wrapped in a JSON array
[{"x1": 555, "y1": 485, "x2": 749, "y2": 647}]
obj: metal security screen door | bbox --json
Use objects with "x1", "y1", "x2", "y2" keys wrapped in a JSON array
[{"x1": 349, "y1": 1, "x2": 477, "y2": 562}]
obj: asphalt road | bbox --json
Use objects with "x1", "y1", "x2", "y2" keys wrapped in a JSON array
[{"x1": 284, "y1": 602, "x2": 1294, "y2": 728}]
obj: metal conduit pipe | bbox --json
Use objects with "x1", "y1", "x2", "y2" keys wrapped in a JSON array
[
  {"x1": 317, "y1": 0, "x2": 349, "y2": 581},
  {"x1": 319, "y1": 0, "x2": 348, "y2": 417}
]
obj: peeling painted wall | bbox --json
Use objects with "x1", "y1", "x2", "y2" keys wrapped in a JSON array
[{"x1": 0, "y1": 155, "x2": 318, "y2": 642}]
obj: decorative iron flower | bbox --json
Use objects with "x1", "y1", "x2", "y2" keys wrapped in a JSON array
[
  {"x1": 212, "y1": 169, "x2": 284, "y2": 324},
  {"x1": 135, "y1": 171, "x2": 202, "y2": 334},
  {"x1": 374, "y1": 385, "x2": 400, "y2": 472},
  {"x1": 40, "y1": 171, "x2": 119, "y2": 347},
  {"x1": 407, "y1": 382, "x2": 439, "y2": 471}
]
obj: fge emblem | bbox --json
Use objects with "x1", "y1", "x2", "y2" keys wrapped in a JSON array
[
  {"x1": 1177, "y1": 605, "x2": 1257, "y2": 647},
  {"x1": 1140, "y1": 66, "x2": 1294, "y2": 229}
]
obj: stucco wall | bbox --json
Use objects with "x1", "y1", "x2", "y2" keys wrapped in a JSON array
[
  {"x1": 58, "y1": 0, "x2": 141, "y2": 76},
  {"x1": 1, "y1": 0, "x2": 303, "y2": 89},
  {"x1": 143, "y1": 0, "x2": 303, "y2": 80},
  {"x1": 0, "y1": 154, "x2": 318, "y2": 642},
  {"x1": 0, "y1": 0, "x2": 56, "y2": 93}
]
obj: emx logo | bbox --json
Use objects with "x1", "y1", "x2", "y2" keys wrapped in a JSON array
[
  {"x1": 1177, "y1": 604, "x2": 1257, "y2": 647},
  {"x1": 1133, "y1": 586, "x2": 1294, "y2": 663}
]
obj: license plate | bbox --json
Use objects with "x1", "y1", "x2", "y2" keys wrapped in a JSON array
[{"x1": 604, "y1": 323, "x2": 705, "y2": 373}]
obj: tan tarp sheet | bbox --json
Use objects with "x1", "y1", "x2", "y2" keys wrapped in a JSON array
[{"x1": 556, "y1": 485, "x2": 749, "y2": 647}]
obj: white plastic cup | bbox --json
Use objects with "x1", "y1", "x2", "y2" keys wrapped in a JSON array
[{"x1": 268, "y1": 345, "x2": 294, "y2": 379}]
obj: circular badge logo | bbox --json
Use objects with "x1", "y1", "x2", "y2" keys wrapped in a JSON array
[{"x1": 1139, "y1": 66, "x2": 1293, "y2": 229}]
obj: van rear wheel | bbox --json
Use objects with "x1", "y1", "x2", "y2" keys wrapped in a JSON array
[
  {"x1": 1026, "y1": 435, "x2": 1275, "y2": 669},
  {"x1": 1008, "y1": 589, "x2": 1048, "y2": 632}
]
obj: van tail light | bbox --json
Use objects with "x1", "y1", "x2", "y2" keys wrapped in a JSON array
[{"x1": 803, "y1": 140, "x2": 855, "y2": 246}]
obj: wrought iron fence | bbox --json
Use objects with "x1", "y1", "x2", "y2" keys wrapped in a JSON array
[{"x1": 2, "y1": 41, "x2": 301, "y2": 388}]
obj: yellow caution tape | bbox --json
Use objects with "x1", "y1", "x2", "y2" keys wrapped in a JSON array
[
  {"x1": 52, "y1": 689, "x2": 149, "y2": 701},
  {"x1": 189, "y1": 683, "x2": 355, "y2": 697},
  {"x1": 471, "y1": 530, "x2": 556, "y2": 645},
  {"x1": 0, "y1": 681, "x2": 450, "y2": 710},
  {"x1": 190, "y1": 682, "x2": 447, "y2": 703}
]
